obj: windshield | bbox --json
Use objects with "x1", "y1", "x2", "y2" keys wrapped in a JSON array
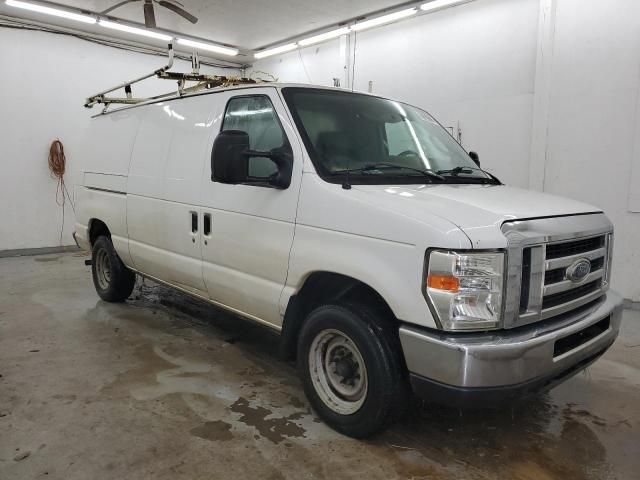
[{"x1": 282, "y1": 87, "x2": 491, "y2": 184}]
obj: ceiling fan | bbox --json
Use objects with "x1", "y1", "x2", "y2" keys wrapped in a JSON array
[{"x1": 100, "y1": 0, "x2": 198, "y2": 28}]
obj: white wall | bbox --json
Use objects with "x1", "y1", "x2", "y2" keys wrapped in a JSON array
[
  {"x1": 255, "y1": 0, "x2": 540, "y2": 187},
  {"x1": 0, "y1": 28, "x2": 240, "y2": 251},
  {"x1": 253, "y1": 0, "x2": 640, "y2": 301},
  {"x1": 540, "y1": 0, "x2": 640, "y2": 301}
]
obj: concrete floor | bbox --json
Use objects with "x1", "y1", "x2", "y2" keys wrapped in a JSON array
[{"x1": 1, "y1": 252, "x2": 639, "y2": 480}]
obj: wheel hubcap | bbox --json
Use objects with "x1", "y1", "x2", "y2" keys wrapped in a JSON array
[
  {"x1": 309, "y1": 329, "x2": 368, "y2": 415},
  {"x1": 95, "y1": 248, "x2": 112, "y2": 290}
]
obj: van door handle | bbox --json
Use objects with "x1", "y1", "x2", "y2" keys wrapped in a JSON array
[
  {"x1": 203, "y1": 213, "x2": 211, "y2": 237},
  {"x1": 191, "y1": 211, "x2": 198, "y2": 233}
]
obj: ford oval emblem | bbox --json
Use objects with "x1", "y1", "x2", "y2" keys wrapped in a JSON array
[{"x1": 566, "y1": 259, "x2": 591, "y2": 283}]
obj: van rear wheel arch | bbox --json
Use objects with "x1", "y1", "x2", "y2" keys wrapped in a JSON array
[
  {"x1": 280, "y1": 272, "x2": 400, "y2": 361},
  {"x1": 88, "y1": 218, "x2": 111, "y2": 246}
]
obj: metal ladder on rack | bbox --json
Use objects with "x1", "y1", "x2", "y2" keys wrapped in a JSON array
[{"x1": 84, "y1": 43, "x2": 262, "y2": 113}]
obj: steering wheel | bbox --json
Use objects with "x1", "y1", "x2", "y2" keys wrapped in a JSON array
[{"x1": 398, "y1": 150, "x2": 419, "y2": 157}]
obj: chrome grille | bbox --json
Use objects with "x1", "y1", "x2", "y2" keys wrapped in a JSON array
[
  {"x1": 525, "y1": 234, "x2": 608, "y2": 320},
  {"x1": 544, "y1": 246, "x2": 606, "y2": 286},
  {"x1": 502, "y1": 214, "x2": 613, "y2": 329},
  {"x1": 545, "y1": 236, "x2": 605, "y2": 259},
  {"x1": 542, "y1": 279, "x2": 601, "y2": 309}
]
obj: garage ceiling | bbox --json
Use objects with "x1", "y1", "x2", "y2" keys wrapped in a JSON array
[{"x1": 11, "y1": 0, "x2": 413, "y2": 49}]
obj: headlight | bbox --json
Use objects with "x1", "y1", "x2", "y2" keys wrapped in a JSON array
[{"x1": 424, "y1": 250, "x2": 505, "y2": 331}]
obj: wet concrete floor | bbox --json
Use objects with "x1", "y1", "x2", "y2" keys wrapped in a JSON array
[{"x1": 1, "y1": 252, "x2": 639, "y2": 479}]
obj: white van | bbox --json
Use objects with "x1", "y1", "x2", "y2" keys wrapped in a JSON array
[{"x1": 74, "y1": 83, "x2": 622, "y2": 437}]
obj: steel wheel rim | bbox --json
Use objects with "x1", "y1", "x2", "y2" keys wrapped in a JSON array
[
  {"x1": 309, "y1": 329, "x2": 368, "y2": 415},
  {"x1": 95, "y1": 248, "x2": 111, "y2": 290}
]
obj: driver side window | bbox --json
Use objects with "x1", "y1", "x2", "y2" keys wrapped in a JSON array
[{"x1": 222, "y1": 95, "x2": 284, "y2": 177}]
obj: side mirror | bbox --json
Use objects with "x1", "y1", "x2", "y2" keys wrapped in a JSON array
[
  {"x1": 211, "y1": 130, "x2": 293, "y2": 189},
  {"x1": 212, "y1": 130, "x2": 250, "y2": 184},
  {"x1": 469, "y1": 151, "x2": 480, "y2": 167}
]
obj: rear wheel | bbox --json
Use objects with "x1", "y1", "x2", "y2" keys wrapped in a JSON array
[
  {"x1": 297, "y1": 304, "x2": 408, "y2": 438},
  {"x1": 91, "y1": 236, "x2": 135, "y2": 302}
]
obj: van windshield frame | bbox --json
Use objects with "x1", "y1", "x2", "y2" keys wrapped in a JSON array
[{"x1": 282, "y1": 87, "x2": 494, "y2": 185}]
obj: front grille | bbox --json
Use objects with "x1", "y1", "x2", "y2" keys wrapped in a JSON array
[
  {"x1": 517, "y1": 233, "x2": 608, "y2": 322},
  {"x1": 544, "y1": 256, "x2": 605, "y2": 285},
  {"x1": 553, "y1": 316, "x2": 610, "y2": 357},
  {"x1": 542, "y1": 280, "x2": 601, "y2": 309},
  {"x1": 591, "y1": 257, "x2": 605, "y2": 271},
  {"x1": 545, "y1": 267, "x2": 566, "y2": 285},
  {"x1": 545, "y1": 236, "x2": 605, "y2": 259},
  {"x1": 519, "y1": 247, "x2": 532, "y2": 313},
  {"x1": 502, "y1": 215, "x2": 612, "y2": 329},
  {"x1": 540, "y1": 234, "x2": 607, "y2": 316}
]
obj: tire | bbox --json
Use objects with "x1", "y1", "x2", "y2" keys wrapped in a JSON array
[
  {"x1": 91, "y1": 235, "x2": 136, "y2": 302},
  {"x1": 297, "y1": 303, "x2": 408, "y2": 438}
]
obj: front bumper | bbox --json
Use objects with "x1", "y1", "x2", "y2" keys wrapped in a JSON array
[{"x1": 399, "y1": 291, "x2": 623, "y2": 406}]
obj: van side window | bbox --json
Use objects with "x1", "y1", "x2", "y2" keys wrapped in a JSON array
[{"x1": 221, "y1": 96, "x2": 285, "y2": 178}]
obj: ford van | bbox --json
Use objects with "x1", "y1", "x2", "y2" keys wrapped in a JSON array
[{"x1": 74, "y1": 84, "x2": 622, "y2": 437}]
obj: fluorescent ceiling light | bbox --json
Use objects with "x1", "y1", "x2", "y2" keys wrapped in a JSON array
[
  {"x1": 298, "y1": 27, "x2": 351, "y2": 46},
  {"x1": 254, "y1": 43, "x2": 297, "y2": 59},
  {"x1": 177, "y1": 38, "x2": 238, "y2": 56},
  {"x1": 420, "y1": 0, "x2": 468, "y2": 12},
  {"x1": 351, "y1": 8, "x2": 417, "y2": 31},
  {"x1": 99, "y1": 20, "x2": 173, "y2": 41},
  {"x1": 5, "y1": 0, "x2": 96, "y2": 24}
]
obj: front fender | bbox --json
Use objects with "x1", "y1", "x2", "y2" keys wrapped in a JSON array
[{"x1": 282, "y1": 225, "x2": 437, "y2": 329}]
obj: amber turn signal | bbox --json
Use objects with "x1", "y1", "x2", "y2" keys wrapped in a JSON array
[{"x1": 427, "y1": 274, "x2": 460, "y2": 292}]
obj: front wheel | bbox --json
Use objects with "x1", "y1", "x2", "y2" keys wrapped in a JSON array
[
  {"x1": 297, "y1": 304, "x2": 408, "y2": 438},
  {"x1": 91, "y1": 236, "x2": 136, "y2": 302}
]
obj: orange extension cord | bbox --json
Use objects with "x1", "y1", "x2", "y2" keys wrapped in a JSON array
[{"x1": 48, "y1": 139, "x2": 74, "y2": 245}]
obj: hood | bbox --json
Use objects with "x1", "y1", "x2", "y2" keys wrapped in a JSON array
[{"x1": 351, "y1": 184, "x2": 601, "y2": 248}]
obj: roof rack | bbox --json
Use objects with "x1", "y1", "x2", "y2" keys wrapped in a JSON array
[{"x1": 84, "y1": 43, "x2": 262, "y2": 113}]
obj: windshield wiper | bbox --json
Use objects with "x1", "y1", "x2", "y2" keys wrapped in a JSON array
[
  {"x1": 437, "y1": 166, "x2": 473, "y2": 176},
  {"x1": 334, "y1": 163, "x2": 445, "y2": 181},
  {"x1": 437, "y1": 166, "x2": 502, "y2": 184}
]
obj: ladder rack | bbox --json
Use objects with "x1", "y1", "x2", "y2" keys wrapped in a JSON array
[{"x1": 84, "y1": 44, "x2": 261, "y2": 113}]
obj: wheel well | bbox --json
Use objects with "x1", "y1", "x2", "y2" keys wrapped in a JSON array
[
  {"x1": 280, "y1": 272, "x2": 397, "y2": 361},
  {"x1": 88, "y1": 219, "x2": 111, "y2": 246}
]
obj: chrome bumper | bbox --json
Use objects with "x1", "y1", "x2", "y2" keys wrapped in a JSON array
[{"x1": 399, "y1": 291, "x2": 623, "y2": 396}]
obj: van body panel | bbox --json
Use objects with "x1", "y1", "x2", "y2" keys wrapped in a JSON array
[
  {"x1": 82, "y1": 109, "x2": 141, "y2": 177},
  {"x1": 75, "y1": 109, "x2": 141, "y2": 267},
  {"x1": 285, "y1": 223, "x2": 422, "y2": 323},
  {"x1": 157, "y1": 96, "x2": 214, "y2": 296},
  {"x1": 199, "y1": 87, "x2": 304, "y2": 326},
  {"x1": 126, "y1": 104, "x2": 174, "y2": 280},
  {"x1": 75, "y1": 187, "x2": 131, "y2": 266},
  {"x1": 284, "y1": 172, "x2": 472, "y2": 328},
  {"x1": 351, "y1": 183, "x2": 601, "y2": 249},
  {"x1": 83, "y1": 172, "x2": 127, "y2": 193},
  {"x1": 125, "y1": 96, "x2": 216, "y2": 296}
]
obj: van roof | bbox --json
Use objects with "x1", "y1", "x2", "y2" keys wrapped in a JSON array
[{"x1": 91, "y1": 82, "x2": 373, "y2": 117}]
